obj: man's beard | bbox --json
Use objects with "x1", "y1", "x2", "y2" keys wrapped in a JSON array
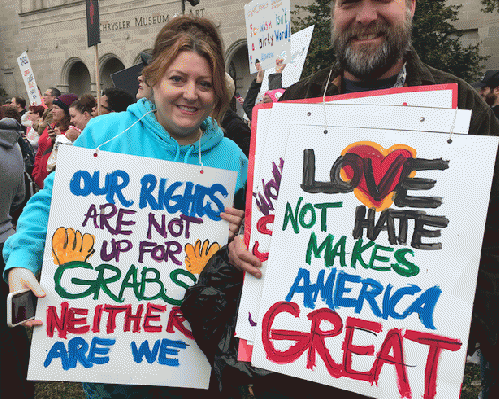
[
  {"x1": 332, "y1": 14, "x2": 413, "y2": 80},
  {"x1": 485, "y1": 92, "x2": 497, "y2": 106}
]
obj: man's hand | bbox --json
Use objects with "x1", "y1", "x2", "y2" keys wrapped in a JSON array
[
  {"x1": 8, "y1": 268, "x2": 45, "y2": 327},
  {"x1": 220, "y1": 207, "x2": 245, "y2": 241},
  {"x1": 228, "y1": 235, "x2": 262, "y2": 278},
  {"x1": 52, "y1": 227, "x2": 95, "y2": 265},
  {"x1": 185, "y1": 240, "x2": 221, "y2": 275}
]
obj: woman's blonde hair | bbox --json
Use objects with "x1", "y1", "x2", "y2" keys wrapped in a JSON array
[{"x1": 143, "y1": 15, "x2": 230, "y2": 123}]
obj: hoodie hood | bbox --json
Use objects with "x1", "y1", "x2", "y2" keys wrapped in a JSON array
[
  {"x1": 0, "y1": 118, "x2": 22, "y2": 149},
  {"x1": 127, "y1": 98, "x2": 224, "y2": 160}
]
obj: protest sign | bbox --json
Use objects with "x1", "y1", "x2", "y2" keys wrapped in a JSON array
[
  {"x1": 250, "y1": 104, "x2": 497, "y2": 398},
  {"x1": 258, "y1": 25, "x2": 314, "y2": 93},
  {"x1": 27, "y1": 146, "x2": 237, "y2": 388},
  {"x1": 86, "y1": 0, "x2": 101, "y2": 47},
  {"x1": 16, "y1": 52, "x2": 42, "y2": 106},
  {"x1": 236, "y1": 85, "x2": 459, "y2": 344},
  {"x1": 245, "y1": 0, "x2": 291, "y2": 73}
]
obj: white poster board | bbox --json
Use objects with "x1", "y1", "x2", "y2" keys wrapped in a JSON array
[
  {"x1": 259, "y1": 25, "x2": 314, "y2": 93},
  {"x1": 245, "y1": 0, "x2": 291, "y2": 73},
  {"x1": 28, "y1": 146, "x2": 237, "y2": 388},
  {"x1": 236, "y1": 86, "x2": 459, "y2": 344},
  {"x1": 16, "y1": 52, "x2": 42, "y2": 106},
  {"x1": 250, "y1": 110, "x2": 498, "y2": 398}
]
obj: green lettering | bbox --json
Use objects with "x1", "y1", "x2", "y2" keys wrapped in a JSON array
[
  {"x1": 306, "y1": 232, "x2": 333, "y2": 266},
  {"x1": 282, "y1": 197, "x2": 302, "y2": 233},
  {"x1": 392, "y1": 248, "x2": 419, "y2": 277},
  {"x1": 169, "y1": 269, "x2": 196, "y2": 305},
  {"x1": 369, "y1": 245, "x2": 393, "y2": 271},
  {"x1": 54, "y1": 261, "x2": 95, "y2": 299},
  {"x1": 331, "y1": 236, "x2": 347, "y2": 268},
  {"x1": 351, "y1": 239, "x2": 375, "y2": 269},
  {"x1": 140, "y1": 267, "x2": 168, "y2": 301},
  {"x1": 94, "y1": 264, "x2": 123, "y2": 302},
  {"x1": 119, "y1": 265, "x2": 141, "y2": 300},
  {"x1": 299, "y1": 203, "x2": 316, "y2": 229},
  {"x1": 314, "y1": 202, "x2": 342, "y2": 232}
]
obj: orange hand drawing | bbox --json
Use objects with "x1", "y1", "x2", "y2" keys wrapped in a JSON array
[
  {"x1": 52, "y1": 227, "x2": 95, "y2": 265},
  {"x1": 185, "y1": 240, "x2": 221, "y2": 275}
]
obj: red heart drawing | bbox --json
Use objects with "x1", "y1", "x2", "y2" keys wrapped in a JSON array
[{"x1": 340, "y1": 142, "x2": 416, "y2": 211}]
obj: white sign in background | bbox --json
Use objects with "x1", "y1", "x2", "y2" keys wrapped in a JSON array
[
  {"x1": 259, "y1": 25, "x2": 315, "y2": 93},
  {"x1": 16, "y1": 51, "x2": 42, "y2": 106},
  {"x1": 28, "y1": 146, "x2": 237, "y2": 388},
  {"x1": 235, "y1": 87, "x2": 460, "y2": 343},
  {"x1": 250, "y1": 121, "x2": 498, "y2": 398},
  {"x1": 245, "y1": 0, "x2": 291, "y2": 74}
]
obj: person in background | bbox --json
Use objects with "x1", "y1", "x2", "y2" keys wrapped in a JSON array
[
  {"x1": 23, "y1": 105, "x2": 45, "y2": 152},
  {"x1": 4, "y1": 15, "x2": 247, "y2": 399},
  {"x1": 137, "y1": 52, "x2": 153, "y2": 100},
  {"x1": 243, "y1": 57, "x2": 286, "y2": 122},
  {"x1": 36, "y1": 87, "x2": 61, "y2": 138},
  {"x1": 475, "y1": 70, "x2": 499, "y2": 120},
  {"x1": 92, "y1": 87, "x2": 136, "y2": 116},
  {"x1": 11, "y1": 96, "x2": 27, "y2": 124},
  {"x1": 221, "y1": 73, "x2": 251, "y2": 156},
  {"x1": 67, "y1": 94, "x2": 95, "y2": 141},
  {"x1": 32, "y1": 93, "x2": 77, "y2": 188},
  {"x1": 0, "y1": 112, "x2": 33, "y2": 399}
]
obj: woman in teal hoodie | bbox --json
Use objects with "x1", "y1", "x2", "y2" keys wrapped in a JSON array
[{"x1": 3, "y1": 15, "x2": 247, "y2": 399}]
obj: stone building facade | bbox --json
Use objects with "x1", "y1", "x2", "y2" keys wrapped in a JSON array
[
  {"x1": 0, "y1": 0, "x2": 306, "y2": 103},
  {"x1": 2, "y1": 1, "x2": 499, "y2": 102}
]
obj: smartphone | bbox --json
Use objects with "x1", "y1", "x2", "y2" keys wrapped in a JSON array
[{"x1": 7, "y1": 289, "x2": 38, "y2": 327}]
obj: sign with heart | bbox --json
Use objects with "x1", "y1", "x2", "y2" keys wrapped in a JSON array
[
  {"x1": 250, "y1": 106, "x2": 498, "y2": 399},
  {"x1": 340, "y1": 142, "x2": 417, "y2": 211}
]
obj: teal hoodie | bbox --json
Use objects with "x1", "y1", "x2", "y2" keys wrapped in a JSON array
[{"x1": 3, "y1": 98, "x2": 248, "y2": 279}]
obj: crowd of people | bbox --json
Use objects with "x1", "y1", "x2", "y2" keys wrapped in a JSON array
[{"x1": 2, "y1": 0, "x2": 499, "y2": 398}]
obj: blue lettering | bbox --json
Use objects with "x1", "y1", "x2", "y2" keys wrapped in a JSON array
[
  {"x1": 69, "y1": 170, "x2": 133, "y2": 207},
  {"x1": 157, "y1": 339, "x2": 187, "y2": 366},
  {"x1": 44, "y1": 337, "x2": 115, "y2": 370},
  {"x1": 131, "y1": 340, "x2": 160, "y2": 363},
  {"x1": 285, "y1": 268, "x2": 441, "y2": 329}
]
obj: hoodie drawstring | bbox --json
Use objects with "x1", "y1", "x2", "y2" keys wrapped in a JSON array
[{"x1": 93, "y1": 109, "x2": 157, "y2": 157}]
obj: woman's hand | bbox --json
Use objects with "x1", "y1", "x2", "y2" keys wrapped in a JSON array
[
  {"x1": 228, "y1": 235, "x2": 262, "y2": 278},
  {"x1": 8, "y1": 268, "x2": 46, "y2": 327},
  {"x1": 220, "y1": 207, "x2": 245, "y2": 241}
]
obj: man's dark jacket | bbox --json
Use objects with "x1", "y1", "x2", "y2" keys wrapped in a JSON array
[{"x1": 182, "y1": 49, "x2": 499, "y2": 397}]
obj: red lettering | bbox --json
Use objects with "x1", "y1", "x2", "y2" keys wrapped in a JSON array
[
  {"x1": 256, "y1": 214, "x2": 274, "y2": 236},
  {"x1": 143, "y1": 302, "x2": 167, "y2": 332},
  {"x1": 372, "y1": 328, "x2": 411, "y2": 398},
  {"x1": 67, "y1": 307, "x2": 90, "y2": 335},
  {"x1": 92, "y1": 304, "x2": 103, "y2": 333},
  {"x1": 166, "y1": 306, "x2": 194, "y2": 339},
  {"x1": 405, "y1": 330, "x2": 462, "y2": 399},
  {"x1": 124, "y1": 304, "x2": 143, "y2": 333},
  {"x1": 46, "y1": 301, "x2": 69, "y2": 338},
  {"x1": 252, "y1": 241, "x2": 269, "y2": 262},
  {"x1": 308, "y1": 308, "x2": 344, "y2": 377},
  {"x1": 262, "y1": 302, "x2": 310, "y2": 364},
  {"x1": 342, "y1": 317, "x2": 381, "y2": 382},
  {"x1": 103, "y1": 305, "x2": 128, "y2": 333}
]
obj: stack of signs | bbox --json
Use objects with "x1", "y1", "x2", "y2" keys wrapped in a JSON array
[
  {"x1": 245, "y1": 0, "x2": 291, "y2": 73},
  {"x1": 237, "y1": 85, "x2": 499, "y2": 399},
  {"x1": 28, "y1": 146, "x2": 237, "y2": 389}
]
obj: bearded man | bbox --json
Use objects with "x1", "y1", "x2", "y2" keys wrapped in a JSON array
[
  {"x1": 476, "y1": 70, "x2": 499, "y2": 120},
  {"x1": 225, "y1": 0, "x2": 499, "y2": 397}
]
